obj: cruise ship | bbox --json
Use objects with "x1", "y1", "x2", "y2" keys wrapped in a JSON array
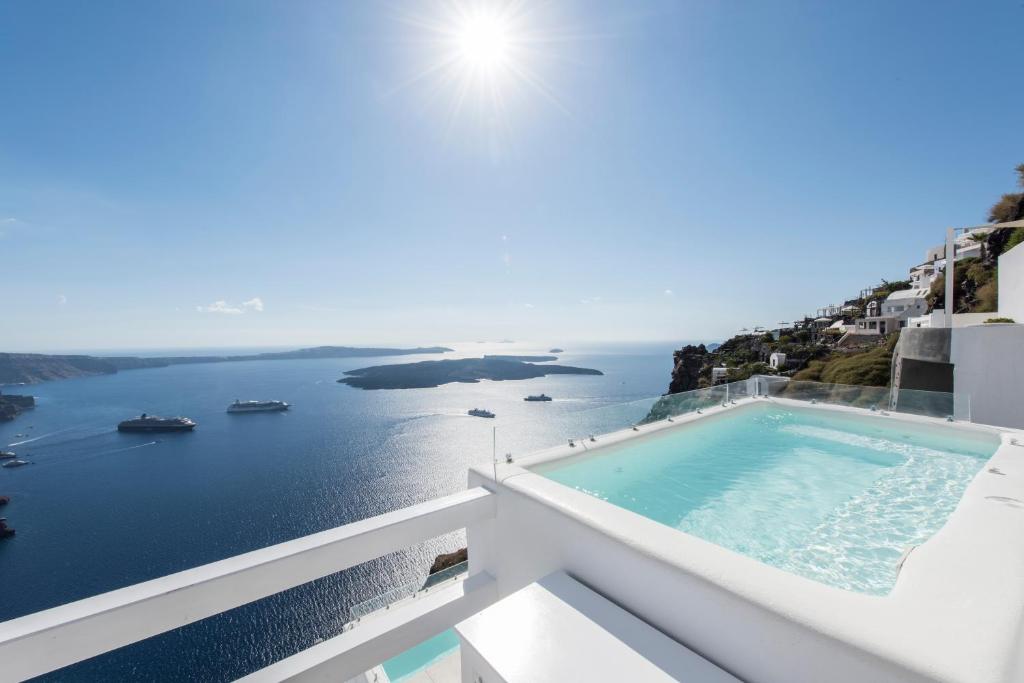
[
  {"x1": 467, "y1": 408, "x2": 495, "y2": 418},
  {"x1": 227, "y1": 400, "x2": 290, "y2": 414},
  {"x1": 116, "y1": 414, "x2": 196, "y2": 433},
  {"x1": 524, "y1": 393, "x2": 553, "y2": 401}
]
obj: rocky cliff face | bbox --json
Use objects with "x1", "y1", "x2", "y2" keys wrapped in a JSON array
[
  {"x1": 0, "y1": 354, "x2": 118, "y2": 384},
  {"x1": 666, "y1": 333, "x2": 831, "y2": 395},
  {"x1": 0, "y1": 392, "x2": 35, "y2": 421},
  {"x1": 428, "y1": 547, "x2": 468, "y2": 574},
  {"x1": 667, "y1": 344, "x2": 710, "y2": 393}
]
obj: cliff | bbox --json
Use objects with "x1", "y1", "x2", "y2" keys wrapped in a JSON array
[
  {"x1": 429, "y1": 548, "x2": 467, "y2": 574},
  {"x1": 667, "y1": 344, "x2": 711, "y2": 394},
  {"x1": 667, "y1": 333, "x2": 831, "y2": 394},
  {"x1": 0, "y1": 353, "x2": 120, "y2": 384},
  {"x1": 0, "y1": 391, "x2": 36, "y2": 422}
]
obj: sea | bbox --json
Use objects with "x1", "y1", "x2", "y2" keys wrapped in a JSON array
[{"x1": 0, "y1": 341, "x2": 682, "y2": 681}]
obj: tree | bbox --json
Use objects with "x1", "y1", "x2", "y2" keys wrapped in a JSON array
[{"x1": 988, "y1": 163, "x2": 1024, "y2": 223}]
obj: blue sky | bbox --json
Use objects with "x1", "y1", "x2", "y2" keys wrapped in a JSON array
[{"x1": 2, "y1": 0, "x2": 1021, "y2": 351}]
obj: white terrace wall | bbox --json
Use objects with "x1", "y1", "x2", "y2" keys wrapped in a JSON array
[
  {"x1": 998, "y1": 243, "x2": 1024, "y2": 323},
  {"x1": 465, "y1": 469, "x2": 936, "y2": 683},
  {"x1": 952, "y1": 323, "x2": 1024, "y2": 429},
  {"x1": 945, "y1": 243, "x2": 1024, "y2": 429}
]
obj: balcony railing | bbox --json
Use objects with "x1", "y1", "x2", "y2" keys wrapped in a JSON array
[{"x1": 0, "y1": 488, "x2": 495, "y2": 682}]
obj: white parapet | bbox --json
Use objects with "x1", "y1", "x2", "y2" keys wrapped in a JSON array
[
  {"x1": 242, "y1": 572, "x2": 496, "y2": 682},
  {"x1": 465, "y1": 400, "x2": 1024, "y2": 683},
  {"x1": 0, "y1": 487, "x2": 495, "y2": 683}
]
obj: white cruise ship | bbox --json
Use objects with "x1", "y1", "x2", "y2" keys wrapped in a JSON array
[{"x1": 226, "y1": 400, "x2": 290, "y2": 414}]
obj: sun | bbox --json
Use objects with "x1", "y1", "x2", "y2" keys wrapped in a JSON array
[
  {"x1": 455, "y1": 11, "x2": 512, "y2": 70},
  {"x1": 393, "y1": 1, "x2": 572, "y2": 137}
]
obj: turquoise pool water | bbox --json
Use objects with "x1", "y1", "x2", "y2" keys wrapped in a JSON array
[
  {"x1": 381, "y1": 629, "x2": 459, "y2": 682},
  {"x1": 538, "y1": 405, "x2": 998, "y2": 595}
]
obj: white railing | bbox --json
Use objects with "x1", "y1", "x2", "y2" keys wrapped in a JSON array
[
  {"x1": 0, "y1": 487, "x2": 495, "y2": 682},
  {"x1": 242, "y1": 571, "x2": 497, "y2": 682}
]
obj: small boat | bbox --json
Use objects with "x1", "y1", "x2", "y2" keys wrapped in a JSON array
[
  {"x1": 0, "y1": 451, "x2": 16, "y2": 459},
  {"x1": 468, "y1": 408, "x2": 496, "y2": 418},
  {"x1": 2, "y1": 459, "x2": 30, "y2": 468},
  {"x1": 227, "y1": 400, "x2": 290, "y2": 414},
  {"x1": 524, "y1": 394, "x2": 553, "y2": 402},
  {"x1": 117, "y1": 414, "x2": 196, "y2": 433}
]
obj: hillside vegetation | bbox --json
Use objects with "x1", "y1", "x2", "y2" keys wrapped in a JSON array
[
  {"x1": 666, "y1": 161, "x2": 1023, "y2": 394},
  {"x1": 791, "y1": 334, "x2": 898, "y2": 387}
]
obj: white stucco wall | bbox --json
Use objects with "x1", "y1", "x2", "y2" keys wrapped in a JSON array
[
  {"x1": 951, "y1": 323, "x2": 1024, "y2": 429},
  {"x1": 908, "y1": 311, "x2": 1000, "y2": 329},
  {"x1": 998, "y1": 243, "x2": 1024, "y2": 322}
]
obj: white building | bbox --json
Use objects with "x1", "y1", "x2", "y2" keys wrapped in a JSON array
[
  {"x1": 922, "y1": 225, "x2": 994, "y2": 268},
  {"x1": 896, "y1": 228, "x2": 1024, "y2": 428},
  {"x1": 711, "y1": 366, "x2": 729, "y2": 384},
  {"x1": 769, "y1": 352, "x2": 787, "y2": 370},
  {"x1": 908, "y1": 262, "x2": 938, "y2": 289},
  {"x1": 881, "y1": 288, "x2": 929, "y2": 323}
]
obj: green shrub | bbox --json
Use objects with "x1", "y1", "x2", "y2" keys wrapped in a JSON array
[
  {"x1": 790, "y1": 335, "x2": 897, "y2": 387},
  {"x1": 1006, "y1": 227, "x2": 1024, "y2": 252},
  {"x1": 984, "y1": 317, "x2": 1015, "y2": 323}
]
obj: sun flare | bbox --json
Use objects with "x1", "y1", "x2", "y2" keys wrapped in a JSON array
[
  {"x1": 395, "y1": 1, "x2": 571, "y2": 135},
  {"x1": 455, "y1": 11, "x2": 511, "y2": 69}
]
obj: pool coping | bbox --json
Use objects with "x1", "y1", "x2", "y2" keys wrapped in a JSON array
[{"x1": 470, "y1": 397, "x2": 1024, "y2": 683}]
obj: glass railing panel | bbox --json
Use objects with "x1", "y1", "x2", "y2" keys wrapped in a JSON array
[
  {"x1": 348, "y1": 560, "x2": 469, "y2": 622},
  {"x1": 492, "y1": 394, "x2": 661, "y2": 463},
  {"x1": 493, "y1": 380, "x2": 756, "y2": 466},
  {"x1": 491, "y1": 378, "x2": 972, "y2": 473},
  {"x1": 762, "y1": 377, "x2": 971, "y2": 422},
  {"x1": 889, "y1": 386, "x2": 955, "y2": 419},
  {"x1": 769, "y1": 379, "x2": 891, "y2": 409}
]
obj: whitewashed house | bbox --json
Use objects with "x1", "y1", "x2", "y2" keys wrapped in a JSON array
[
  {"x1": 852, "y1": 288, "x2": 930, "y2": 336},
  {"x1": 769, "y1": 352, "x2": 787, "y2": 370},
  {"x1": 909, "y1": 262, "x2": 939, "y2": 289},
  {"x1": 882, "y1": 288, "x2": 930, "y2": 324}
]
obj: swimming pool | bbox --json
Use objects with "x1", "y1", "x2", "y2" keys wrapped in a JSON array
[
  {"x1": 534, "y1": 403, "x2": 998, "y2": 595},
  {"x1": 381, "y1": 629, "x2": 459, "y2": 682}
]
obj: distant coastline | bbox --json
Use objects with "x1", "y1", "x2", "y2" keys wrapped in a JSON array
[{"x1": 0, "y1": 346, "x2": 453, "y2": 385}]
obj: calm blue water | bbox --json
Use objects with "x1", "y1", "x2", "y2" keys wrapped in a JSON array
[
  {"x1": 539, "y1": 404, "x2": 997, "y2": 595},
  {"x1": 0, "y1": 342, "x2": 676, "y2": 681},
  {"x1": 382, "y1": 629, "x2": 459, "y2": 682}
]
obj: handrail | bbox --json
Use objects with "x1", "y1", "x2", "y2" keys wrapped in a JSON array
[
  {"x1": 240, "y1": 571, "x2": 498, "y2": 682},
  {"x1": 0, "y1": 487, "x2": 495, "y2": 682}
]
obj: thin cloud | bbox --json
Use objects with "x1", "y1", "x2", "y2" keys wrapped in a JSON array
[
  {"x1": 664, "y1": 289, "x2": 674, "y2": 296},
  {"x1": 197, "y1": 297, "x2": 264, "y2": 315},
  {"x1": 581, "y1": 296, "x2": 602, "y2": 305},
  {"x1": 523, "y1": 303, "x2": 535, "y2": 309},
  {"x1": 197, "y1": 300, "x2": 243, "y2": 315},
  {"x1": 57, "y1": 294, "x2": 67, "y2": 306},
  {"x1": 242, "y1": 297, "x2": 264, "y2": 312}
]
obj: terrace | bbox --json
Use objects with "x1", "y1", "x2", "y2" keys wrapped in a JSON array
[{"x1": 1, "y1": 378, "x2": 1022, "y2": 683}]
